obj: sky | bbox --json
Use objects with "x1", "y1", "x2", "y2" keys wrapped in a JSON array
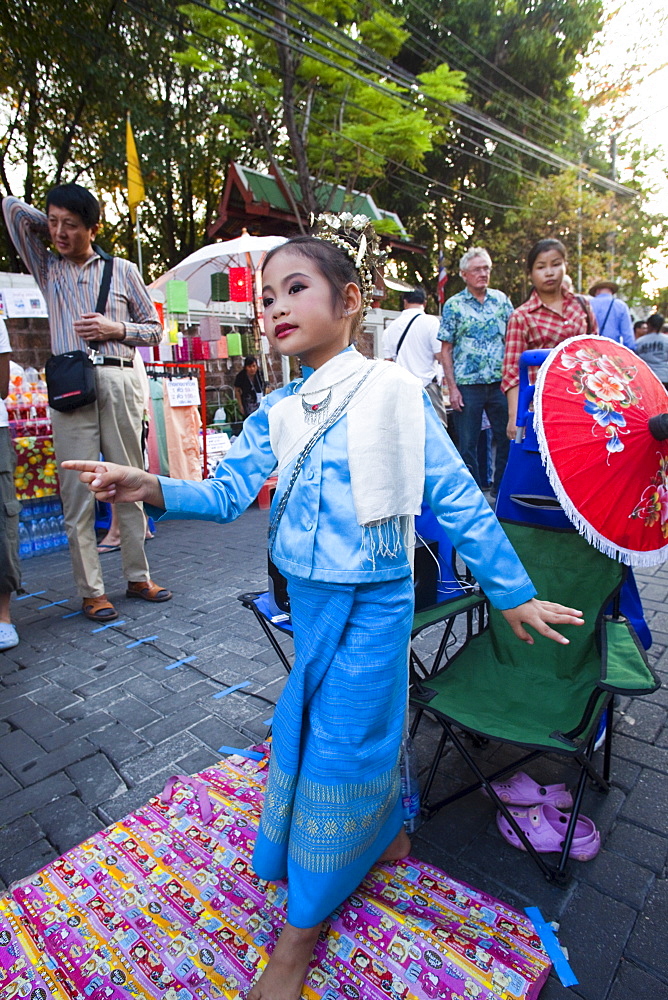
[{"x1": 578, "y1": 0, "x2": 668, "y2": 294}]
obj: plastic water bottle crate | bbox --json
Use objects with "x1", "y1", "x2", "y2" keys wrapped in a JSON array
[{"x1": 19, "y1": 498, "x2": 68, "y2": 558}]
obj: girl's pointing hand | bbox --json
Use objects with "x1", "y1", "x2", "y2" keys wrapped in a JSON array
[{"x1": 61, "y1": 460, "x2": 164, "y2": 507}]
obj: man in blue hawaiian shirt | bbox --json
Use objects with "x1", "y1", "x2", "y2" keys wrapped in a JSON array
[{"x1": 438, "y1": 248, "x2": 513, "y2": 496}]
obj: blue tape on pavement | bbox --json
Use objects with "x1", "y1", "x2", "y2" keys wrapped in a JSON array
[
  {"x1": 38, "y1": 600, "x2": 69, "y2": 610},
  {"x1": 525, "y1": 906, "x2": 578, "y2": 987},
  {"x1": 62, "y1": 610, "x2": 82, "y2": 618},
  {"x1": 263, "y1": 716, "x2": 274, "y2": 726},
  {"x1": 16, "y1": 591, "x2": 47, "y2": 600},
  {"x1": 126, "y1": 635, "x2": 159, "y2": 648},
  {"x1": 212, "y1": 681, "x2": 251, "y2": 699},
  {"x1": 91, "y1": 620, "x2": 127, "y2": 633},
  {"x1": 165, "y1": 655, "x2": 196, "y2": 670},
  {"x1": 218, "y1": 745, "x2": 264, "y2": 760}
]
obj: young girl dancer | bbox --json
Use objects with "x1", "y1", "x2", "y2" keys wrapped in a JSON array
[
  {"x1": 64, "y1": 216, "x2": 583, "y2": 1000},
  {"x1": 502, "y1": 237, "x2": 598, "y2": 438}
]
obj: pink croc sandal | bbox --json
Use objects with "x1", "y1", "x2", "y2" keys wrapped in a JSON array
[
  {"x1": 496, "y1": 803, "x2": 600, "y2": 861},
  {"x1": 483, "y1": 771, "x2": 573, "y2": 809}
]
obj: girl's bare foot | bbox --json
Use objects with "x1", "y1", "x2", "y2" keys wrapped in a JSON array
[
  {"x1": 378, "y1": 827, "x2": 411, "y2": 863},
  {"x1": 248, "y1": 921, "x2": 322, "y2": 1000}
]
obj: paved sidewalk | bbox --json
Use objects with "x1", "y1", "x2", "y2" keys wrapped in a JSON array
[{"x1": 0, "y1": 507, "x2": 666, "y2": 999}]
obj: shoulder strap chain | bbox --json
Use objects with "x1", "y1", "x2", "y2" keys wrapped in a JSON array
[{"x1": 268, "y1": 365, "x2": 376, "y2": 554}]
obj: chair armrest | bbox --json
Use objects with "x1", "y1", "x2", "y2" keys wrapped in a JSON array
[{"x1": 600, "y1": 617, "x2": 660, "y2": 695}]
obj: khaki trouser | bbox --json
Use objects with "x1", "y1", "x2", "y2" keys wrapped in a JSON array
[
  {"x1": 0, "y1": 427, "x2": 22, "y2": 594},
  {"x1": 51, "y1": 364, "x2": 150, "y2": 598},
  {"x1": 425, "y1": 379, "x2": 449, "y2": 427}
]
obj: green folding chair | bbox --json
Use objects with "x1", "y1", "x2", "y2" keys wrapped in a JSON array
[{"x1": 410, "y1": 520, "x2": 660, "y2": 885}]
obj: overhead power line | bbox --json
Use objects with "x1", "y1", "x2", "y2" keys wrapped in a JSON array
[
  {"x1": 454, "y1": 104, "x2": 633, "y2": 197},
  {"x1": 127, "y1": 0, "x2": 533, "y2": 214},
  {"x1": 369, "y1": 0, "x2": 584, "y2": 152},
  {"x1": 398, "y1": 0, "x2": 589, "y2": 135},
  {"x1": 126, "y1": 0, "x2": 634, "y2": 214},
  {"x1": 183, "y1": 0, "x2": 634, "y2": 198}
]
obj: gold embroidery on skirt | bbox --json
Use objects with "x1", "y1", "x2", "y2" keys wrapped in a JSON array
[{"x1": 260, "y1": 755, "x2": 401, "y2": 873}]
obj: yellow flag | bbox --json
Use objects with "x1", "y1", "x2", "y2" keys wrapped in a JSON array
[{"x1": 126, "y1": 114, "x2": 145, "y2": 223}]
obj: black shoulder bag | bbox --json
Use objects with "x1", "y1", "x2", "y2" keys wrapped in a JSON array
[
  {"x1": 596, "y1": 297, "x2": 615, "y2": 336},
  {"x1": 45, "y1": 247, "x2": 114, "y2": 412},
  {"x1": 574, "y1": 294, "x2": 592, "y2": 336}
]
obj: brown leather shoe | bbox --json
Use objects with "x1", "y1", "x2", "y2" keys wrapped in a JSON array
[
  {"x1": 82, "y1": 595, "x2": 119, "y2": 622},
  {"x1": 126, "y1": 580, "x2": 172, "y2": 602}
]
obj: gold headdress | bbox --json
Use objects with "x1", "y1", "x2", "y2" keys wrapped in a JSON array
[{"x1": 312, "y1": 212, "x2": 388, "y2": 312}]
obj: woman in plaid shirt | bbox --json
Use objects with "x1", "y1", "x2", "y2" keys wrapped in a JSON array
[{"x1": 502, "y1": 238, "x2": 597, "y2": 438}]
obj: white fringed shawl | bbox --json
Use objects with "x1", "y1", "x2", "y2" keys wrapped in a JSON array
[{"x1": 269, "y1": 348, "x2": 425, "y2": 545}]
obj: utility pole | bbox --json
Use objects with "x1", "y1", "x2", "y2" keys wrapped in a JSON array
[
  {"x1": 577, "y1": 170, "x2": 583, "y2": 294},
  {"x1": 609, "y1": 134, "x2": 618, "y2": 281}
]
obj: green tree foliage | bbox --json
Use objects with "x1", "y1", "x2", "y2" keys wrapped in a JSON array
[
  {"x1": 480, "y1": 169, "x2": 667, "y2": 304},
  {"x1": 0, "y1": 0, "x2": 245, "y2": 274},
  {"x1": 180, "y1": 0, "x2": 467, "y2": 225},
  {"x1": 375, "y1": 0, "x2": 608, "y2": 292},
  {"x1": 0, "y1": 0, "x2": 663, "y2": 301}
]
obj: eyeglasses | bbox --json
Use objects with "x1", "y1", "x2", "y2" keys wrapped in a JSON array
[{"x1": 466, "y1": 266, "x2": 491, "y2": 275}]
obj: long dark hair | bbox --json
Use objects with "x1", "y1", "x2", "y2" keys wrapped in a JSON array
[
  {"x1": 263, "y1": 236, "x2": 364, "y2": 336},
  {"x1": 526, "y1": 238, "x2": 567, "y2": 273}
]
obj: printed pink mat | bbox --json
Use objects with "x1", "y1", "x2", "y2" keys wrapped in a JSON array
[{"x1": 0, "y1": 745, "x2": 551, "y2": 998}]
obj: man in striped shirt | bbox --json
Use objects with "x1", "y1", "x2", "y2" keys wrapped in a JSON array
[{"x1": 3, "y1": 184, "x2": 171, "y2": 621}]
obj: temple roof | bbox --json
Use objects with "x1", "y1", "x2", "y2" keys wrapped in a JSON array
[{"x1": 207, "y1": 162, "x2": 424, "y2": 254}]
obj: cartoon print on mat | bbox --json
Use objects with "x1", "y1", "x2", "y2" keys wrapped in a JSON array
[
  {"x1": 0, "y1": 746, "x2": 551, "y2": 1000},
  {"x1": 630, "y1": 453, "x2": 668, "y2": 537},
  {"x1": 559, "y1": 344, "x2": 639, "y2": 455}
]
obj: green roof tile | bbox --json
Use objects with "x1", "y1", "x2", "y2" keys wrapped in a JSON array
[{"x1": 235, "y1": 163, "x2": 406, "y2": 236}]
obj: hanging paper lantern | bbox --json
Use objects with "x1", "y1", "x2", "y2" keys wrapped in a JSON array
[{"x1": 229, "y1": 267, "x2": 253, "y2": 302}]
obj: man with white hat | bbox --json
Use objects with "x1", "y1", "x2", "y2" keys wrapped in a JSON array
[{"x1": 588, "y1": 279, "x2": 634, "y2": 348}]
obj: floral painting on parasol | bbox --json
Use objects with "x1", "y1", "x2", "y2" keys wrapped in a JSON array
[{"x1": 533, "y1": 334, "x2": 668, "y2": 566}]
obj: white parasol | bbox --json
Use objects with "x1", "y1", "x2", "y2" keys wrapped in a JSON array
[{"x1": 149, "y1": 232, "x2": 287, "y2": 307}]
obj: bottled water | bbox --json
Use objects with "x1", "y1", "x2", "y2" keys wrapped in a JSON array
[
  {"x1": 56, "y1": 515, "x2": 68, "y2": 549},
  {"x1": 20, "y1": 506, "x2": 69, "y2": 557},
  {"x1": 39, "y1": 518, "x2": 51, "y2": 553},
  {"x1": 19, "y1": 523, "x2": 32, "y2": 560},
  {"x1": 47, "y1": 516, "x2": 62, "y2": 550},
  {"x1": 45, "y1": 517, "x2": 58, "y2": 551},
  {"x1": 30, "y1": 521, "x2": 43, "y2": 556},
  {"x1": 40, "y1": 519, "x2": 51, "y2": 552},
  {"x1": 400, "y1": 735, "x2": 421, "y2": 833}
]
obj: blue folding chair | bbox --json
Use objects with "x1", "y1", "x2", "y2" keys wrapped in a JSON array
[{"x1": 238, "y1": 504, "x2": 487, "y2": 679}]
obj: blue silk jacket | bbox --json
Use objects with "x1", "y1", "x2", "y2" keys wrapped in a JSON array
[{"x1": 156, "y1": 380, "x2": 536, "y2": 611}]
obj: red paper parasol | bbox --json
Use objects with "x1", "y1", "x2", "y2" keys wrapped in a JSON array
[{"x1": 534, "y1": 334, "x2": 668, "y2": 566}]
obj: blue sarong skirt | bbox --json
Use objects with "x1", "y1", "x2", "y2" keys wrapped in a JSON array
[{"x1": 252, "y1": 574, "x2": 414, "y2": 927}]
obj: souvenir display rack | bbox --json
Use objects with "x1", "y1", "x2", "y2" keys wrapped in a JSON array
[{"x1": 144, "y1": 361, "x2": 208, "y2": 477}]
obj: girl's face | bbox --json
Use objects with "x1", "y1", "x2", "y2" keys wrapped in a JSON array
[
  {"x1": 262, "y1": 249, "x2": 361, "y2": 369},
  {"x1": 530, "y1": 250, "x2": 566, "y2": 295}
]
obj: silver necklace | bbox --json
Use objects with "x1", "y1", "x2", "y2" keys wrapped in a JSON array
[
  {"x1": 296, "y1": 369, "x2": 358, "y2": 424},
  {"x1": 300, "y1": 388, "x2": 333, "y2": 423}
]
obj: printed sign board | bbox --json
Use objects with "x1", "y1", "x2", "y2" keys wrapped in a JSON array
[{"x1": 166, "y1": 377, "x2": 200, "y2": 407}]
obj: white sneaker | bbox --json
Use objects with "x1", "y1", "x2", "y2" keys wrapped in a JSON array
[{"x1": 0, "y1": 622, "x2": 19, "y2": 650}]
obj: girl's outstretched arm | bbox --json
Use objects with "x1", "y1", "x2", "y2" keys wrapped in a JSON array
[
  {"x1": 61, "y1": 460, "x2": 165, "y2": 508},
  {"x1": 502, "y1": 599, "x2": 584, "y2": 645}
]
